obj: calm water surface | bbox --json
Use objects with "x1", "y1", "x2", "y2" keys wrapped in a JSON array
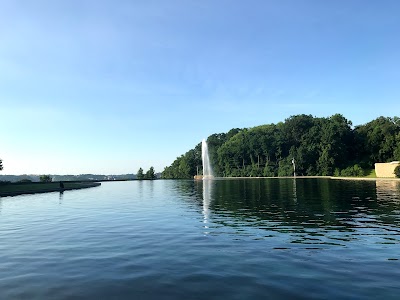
[{"x1": 1, "y1": 179, "x2": 400, "y2": 299}]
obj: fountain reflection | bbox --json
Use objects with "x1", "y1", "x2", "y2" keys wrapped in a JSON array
[{"x1": 202, "y1": 179, "x2": 213, "y2": 233}]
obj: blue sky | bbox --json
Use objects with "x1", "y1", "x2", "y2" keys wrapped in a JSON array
[{"x1": 1, "y1": 0, "x2": 400, "y2": 175}]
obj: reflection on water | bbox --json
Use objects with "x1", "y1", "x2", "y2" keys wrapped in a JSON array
[
  {"x1": 59, "y1": 191, "x2": 64, "y2": 204},
  {"x1": 1, "y1": 179, "x2": 400, "y2": 300},
  {"x1": 293, "y1": 178, "x2": 297, "y2": 203},
  {"x1": 376, "y1": 180, "x2": 400, "y2": 200},
  {"x1": 193, "y1": 178, "x2": 400, "y2": 248},
  {"x1": 202, "y1": 179, "x2": 212, "y2": 231}
]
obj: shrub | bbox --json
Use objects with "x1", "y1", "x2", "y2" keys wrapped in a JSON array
[
  {"x1": 395, "y1": 165, "x2": 400, "y2": 178},
  {"x1": 40, "y1": 175, "x2": 52, "y2": 182},
  {"x1": 340, "y1": 164, "x2": 365, "y2": 177},
  {"x1": 18, "y1": 179, "x2": 32, "y2": 183},
  {"x1": 263, "y1": 165, "x2": 275, "y2": 177},
  {"x1": 333, "y1": 168, "x2": 341, "y2": 177}
]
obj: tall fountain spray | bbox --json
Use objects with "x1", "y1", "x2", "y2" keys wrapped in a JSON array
[{"x1": 201, "y1": 139, "x2": 214, "y2": 179}]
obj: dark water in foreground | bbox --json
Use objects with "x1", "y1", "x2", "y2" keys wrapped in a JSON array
[{"x1": 1, "y1": 179, "x2": 400, "y2": 299}]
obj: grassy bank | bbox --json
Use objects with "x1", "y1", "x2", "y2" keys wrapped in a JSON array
[{"x1": 0, "y1": 181, "x2": 101, "y2": 197}]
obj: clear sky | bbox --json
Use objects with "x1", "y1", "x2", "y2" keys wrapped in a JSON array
[{"x1": 1, "y1": 0, "x2": 399, "y2": 175}]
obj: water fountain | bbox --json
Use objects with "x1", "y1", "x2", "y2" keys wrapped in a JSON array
[
  {"x1": 194, "y1": 138, "x2": 214, "y2": 180},
  {"x1": 202, "y1": 139, "x2": 214, "y2": 179}
]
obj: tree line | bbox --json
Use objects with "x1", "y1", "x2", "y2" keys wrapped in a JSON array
[
  {"x1": 162, "y1": 114, "x2": 400, "y2": 178},
  {"x1": 136, "y1": 166, "x2": 157, "y2": 180}
]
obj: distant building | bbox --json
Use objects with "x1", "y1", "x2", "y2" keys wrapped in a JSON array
[{"x1": 375, "y1": 161, "x2": 400, "y2": 178}]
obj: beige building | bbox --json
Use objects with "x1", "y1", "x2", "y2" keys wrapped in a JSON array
[{"x1": 375, "y1": 161, "x2": 400, "y2": 178}]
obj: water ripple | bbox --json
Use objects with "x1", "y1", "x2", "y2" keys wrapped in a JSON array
[{"x1": 1, "y1": 179, "x2": 400, "y2": 299}]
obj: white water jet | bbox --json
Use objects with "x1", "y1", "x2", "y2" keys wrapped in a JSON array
[{"x1": 202, "y1": 139, "x2": 214, "y2": 179}]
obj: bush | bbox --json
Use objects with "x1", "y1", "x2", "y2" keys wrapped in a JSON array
[
  {"x1": 340, "y1": 164, "x2": 365, "y2": 177},
  {"x1": 278, "y1": 159, "x2": 294, "y2": 177},
  {"x1": 18, "y1": 179, "x2": 32, "y2": 183},
  {"x1": 263, "y1": 165, "x2": 275, "y2": 177},
  {"x1": 333, "y1": 168, "x2": 341, "y2": 177},
  {"x1": 395, "y1": 165, "x2": 400, "y2": 178},
  {"x1": 40, "y1": 175, "x2": 52, "y2": 182}
]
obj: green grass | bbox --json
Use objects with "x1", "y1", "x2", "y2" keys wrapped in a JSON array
[
  {"x1": 365, "y1": 169, "x2": 377, "y2": 178},
  {"x1": 0, "y1": 182, "x2": 100, "y2": 196}
]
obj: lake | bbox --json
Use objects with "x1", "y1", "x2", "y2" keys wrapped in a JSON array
[{"x1": 1, "y1": 178, "x2": 400, "y2": 299}]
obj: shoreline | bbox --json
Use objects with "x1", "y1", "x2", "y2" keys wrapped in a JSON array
[
  {"x1": 330, "y1": 176, "x2": 400, "y2": 181},
  {"x1": 0, "y1": 182, "x2": 101, "y2": 198},
  {"x1": 212, "y1": 176, "x2": 400, "y2": 181}
]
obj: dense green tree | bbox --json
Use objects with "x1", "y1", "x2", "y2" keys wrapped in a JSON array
[
  {"x1": 137, "y1": 167, "x2": 144, "y2": 180},
  {"x1": 355, "y1": 117, "x2": 400, "y2": 165},
  {"x1": 316, "y1": 114, "x2": 353, "y2": 175},
  {"x1": 207, "y1": 129, "x2": 242, "y2": 176},
  {"x1": 162, "y1": 143, "x2": 202, "y2": 179},
  {"x1": 145, "y1": 167, "x2": 156, "y2": 180},
  {"x1": 395, "y1": 165, "x2": 400, "y2": 178},
  {"x1": 282, "y1": 114, "x2": 315, "y2": 149},
  {"x1": 393, "y1": 132, "x2": 400, "y2": 161},
  {"x1": 162, "y1": 114, "x2": 400, "y2": 178},
  {"x1": 40, "y1": 175, "x2": 52, "y2": 182}
]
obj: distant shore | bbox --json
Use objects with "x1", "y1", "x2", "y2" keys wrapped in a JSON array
[{"x1": 0, "y1": 182, "x2": 101, "y2": 197}]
